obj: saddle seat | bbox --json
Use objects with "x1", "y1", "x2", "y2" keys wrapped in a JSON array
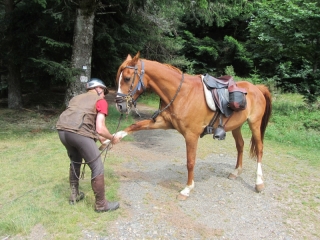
[{"x1": 203, "y1": 74, "x2": 235, "y2": 88}]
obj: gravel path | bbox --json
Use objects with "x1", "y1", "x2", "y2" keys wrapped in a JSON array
[
  {"x1": 95, "y1": 91, "x2": 295, "y2": 240},
  {"x1": 103, "y1": 129, "x2": 292, "y2": 240}
]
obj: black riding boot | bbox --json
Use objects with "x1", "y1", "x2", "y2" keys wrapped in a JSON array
[
  {"x1": 69, "y1": 164, "x2": 84, "y2": 205},
  {"x1": 91, "y1": 174, "x2": 119, "y2": 212}
]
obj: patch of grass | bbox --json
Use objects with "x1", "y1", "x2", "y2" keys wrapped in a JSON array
[
  {"x1": 0, "y1": 105, "x2": 134, "y2": 238},
  {"x1": 137, "y1": 91, "x2": 160, "y2": 109}
]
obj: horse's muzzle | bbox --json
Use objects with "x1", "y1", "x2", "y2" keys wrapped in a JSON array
[{"x1": 115, "y1": 96, "x2": 128, "y2": 113}]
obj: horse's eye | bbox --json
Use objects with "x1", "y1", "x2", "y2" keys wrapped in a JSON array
[{"x1": 124, "y1": 77, "x2": 131, "y2": 82}]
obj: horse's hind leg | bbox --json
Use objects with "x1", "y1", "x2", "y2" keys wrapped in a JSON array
[
  {"x1": 228, "y1": 127, "x2": 244, "y2": 180},
  {"x1": 249, "y1": 121, "x2": 265, "y2": 192}
]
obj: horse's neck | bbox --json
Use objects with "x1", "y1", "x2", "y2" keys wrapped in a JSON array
[{"x1": 146, "y1": 62, "x2": 184, "y2": 103}]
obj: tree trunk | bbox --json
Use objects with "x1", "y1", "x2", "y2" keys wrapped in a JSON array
[
  {"x1": 7, "y1": 62, "x2": 22, "y2": 109},
  {"x1": 4, "y1": 0, "x2": 22, "y2": 109},
  {"x1": 64, "y1": 5, "x2": 95, "y2": 106}
]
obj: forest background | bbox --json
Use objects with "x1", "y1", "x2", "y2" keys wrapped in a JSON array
[{"x1": 1, "y1": 0, "x2": 320, "y2": 109}]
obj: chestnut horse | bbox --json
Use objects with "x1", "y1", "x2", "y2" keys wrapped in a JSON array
[{"x1": 113, "y1": 52, "x2": 272, "y2": 200}]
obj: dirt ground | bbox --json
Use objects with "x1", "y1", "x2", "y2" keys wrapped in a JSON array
[{"x1": 95, "y1": 91, "x2": 313, "y2": 240}]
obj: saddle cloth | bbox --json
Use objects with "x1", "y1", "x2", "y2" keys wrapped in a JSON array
[{"x1": 201, "y1": 75, "x2": 217, "y2": 111}]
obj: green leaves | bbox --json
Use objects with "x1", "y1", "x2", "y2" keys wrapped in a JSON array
[
  {"x1": 248, "y1": 0, "x2": 320, "y2": 102},
  {"x1": 33, "y1": 0, "x2": 48, "y2": 8}
]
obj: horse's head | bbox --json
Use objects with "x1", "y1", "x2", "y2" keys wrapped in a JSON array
[{"x1": 115, "y1": 52, "x2": 146, "y2": 114}]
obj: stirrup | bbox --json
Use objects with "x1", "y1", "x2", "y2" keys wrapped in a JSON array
[{"x1": 213, "y1": 125, "x2": 226, "y2": 140}]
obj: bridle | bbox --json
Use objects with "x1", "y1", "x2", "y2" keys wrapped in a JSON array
[
  {"x1": 115, "y1": 59, "x2": 185, "y2": 121},
  {"x1": 115, "y1": 60, "x2": 146, "y2": 113}
]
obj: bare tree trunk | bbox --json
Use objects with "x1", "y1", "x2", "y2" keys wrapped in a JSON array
[
  {"x1": 7, "y1": 62, "x2": 22, "y2": 109},
  {"x1": 64, "y1": 4, "x2": 95, "y2": 106},
  {"x1": 4, "y1": 0, "x2": 22, "y2": 109}
]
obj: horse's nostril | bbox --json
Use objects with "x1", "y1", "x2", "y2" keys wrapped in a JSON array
[{"x1": 115, "y1": 96, "x2": 123, "y2": 104}]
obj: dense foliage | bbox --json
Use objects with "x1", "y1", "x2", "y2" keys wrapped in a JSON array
[
  {"x1": 248, "y1": 0, "x2": 320, "y2": 103},
  {"x1": 0, "y1": 0, "x2": 319, "y2": 106}
]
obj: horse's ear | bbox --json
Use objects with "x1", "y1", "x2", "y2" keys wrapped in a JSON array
[
  {"x1": 134, "y1": 51, "x2": 140, "y2": 59},
  {"x1": 130, "y1": 51, "x2": 140, "y2": 65},
  {"x1": 126, "y1": 54, "x2": 132, "y2": 61}
]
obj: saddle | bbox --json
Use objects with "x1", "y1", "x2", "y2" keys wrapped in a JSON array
[
  {"x1": 202, "y1": 73, "x2": 247, "y2": 117},
  {"x1": 201, "y1": 74, "x2": 247, "y2": 140}
]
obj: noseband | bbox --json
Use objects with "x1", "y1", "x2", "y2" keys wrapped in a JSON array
[{"x1": 116, "y1": 60, "x2": 146, "y2": 113}]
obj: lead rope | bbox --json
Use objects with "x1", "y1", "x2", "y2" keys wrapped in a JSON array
[{"x1": 71, "y1": 113, "x2": 124, "y2": 180}]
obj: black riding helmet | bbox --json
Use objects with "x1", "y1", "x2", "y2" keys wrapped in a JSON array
[{"x1": 86, "y1": 78, "x2": 109, "y2": 94}]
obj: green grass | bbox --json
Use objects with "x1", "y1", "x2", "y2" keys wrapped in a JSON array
[
  {"x1": 137, "y1": 91, "x2": 160, "y2": 109},
  {"x1": 0, "y1": 105, "x2": 135, "y2": 239}
]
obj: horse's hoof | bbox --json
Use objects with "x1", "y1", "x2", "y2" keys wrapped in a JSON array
[
  {"x1": 176, "y1": 194, "x2": 188, "y2": 201},
  {"x1": 228, "y1": 173, "x2": 237, "y2": 180},
  {"x1": 255, "y1": 183, "x2": 265, "y2": 192}
]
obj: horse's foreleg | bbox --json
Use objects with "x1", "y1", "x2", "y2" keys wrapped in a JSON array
[
  {"x1": 99, "y1": 116, "x2": 171, "y2": 150},
  {"x1": 124, "y1": 116, "x2": 172, "y2": 134},
  {"x1": 177, "y1": 135, "x2": 198, "y2": 201},
  {"x1": 228, "y1": 127, "x2": 244, "y2": 180}
]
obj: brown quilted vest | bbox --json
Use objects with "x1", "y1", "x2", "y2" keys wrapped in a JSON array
[{"x1": 56, "y1": 91, "x2": 101, "y2": 139}]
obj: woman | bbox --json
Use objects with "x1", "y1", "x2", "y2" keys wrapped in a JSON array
[{"x1": 56, "y1": 78, "x2": 121, "y2": 212}]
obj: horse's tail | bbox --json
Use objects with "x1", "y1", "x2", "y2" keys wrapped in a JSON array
[{"x1": 250, "y1": 84, "x2": 272, "y2": 158}]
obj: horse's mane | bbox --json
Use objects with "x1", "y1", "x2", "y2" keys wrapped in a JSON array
[
  {"x1": 163, "y1": 63, "x2": 183, "y2": 74},
  {"x1": 132, "y1": 58, "x2": 183, "y2": 74}
]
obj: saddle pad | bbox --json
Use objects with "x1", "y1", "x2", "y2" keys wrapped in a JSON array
[{"x1": 201, "y1": 75, "x2": 216, "y2": 111}]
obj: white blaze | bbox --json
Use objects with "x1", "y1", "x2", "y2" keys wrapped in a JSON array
[{"x1": 117, "y1": 72, "x2": 124, "y2": 95}]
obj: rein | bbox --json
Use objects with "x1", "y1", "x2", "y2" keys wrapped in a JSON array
[{"x1": 151, "y1": 73, "x2": 184, "y2": 121}]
